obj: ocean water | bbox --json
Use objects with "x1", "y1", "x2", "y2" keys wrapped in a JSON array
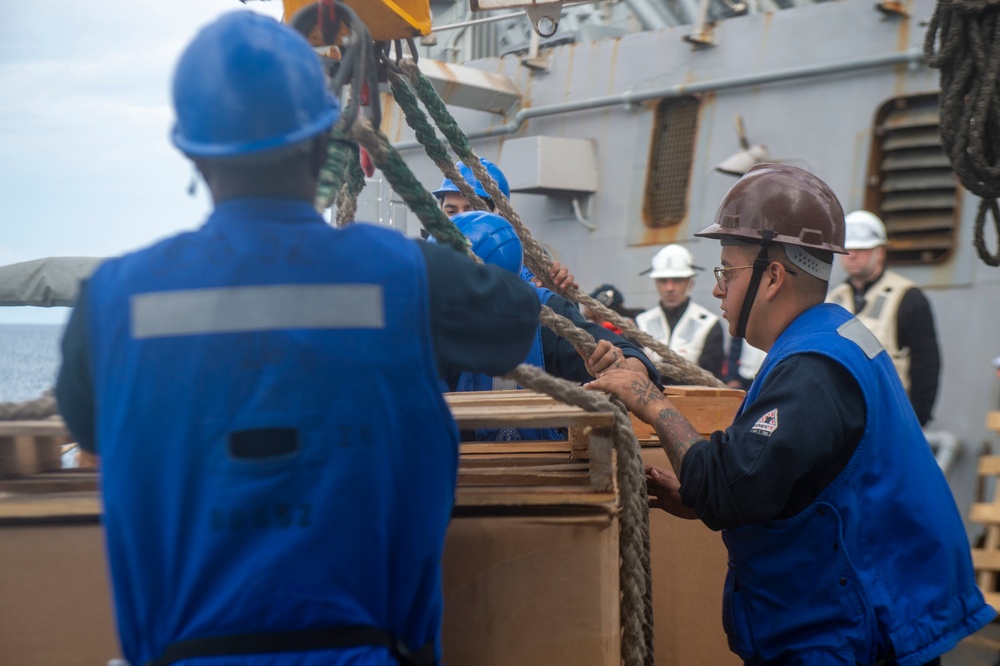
[{"x1": 0, "y1": 324, "x2": 64, "y2": 403}]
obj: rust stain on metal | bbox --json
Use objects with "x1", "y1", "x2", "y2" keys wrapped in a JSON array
[
  {"x1": 640, "y1": 224, "x2": 682, "y2": 246},
  {"x1": 432, "y1": 61, "x2": 462, "y2": 106},
  {"x1": 565, "y1": 43, "x2": 576, "y2": 100},
  {"x1": 758, "y1": 11, "x2": 774, "y2": 60},
  {"x1": 892, "y1": 66, "x2": 907, "y2": 104},
  {"x1": 896, "y1": 6, "x2": 911, "y2": 51},
  {"x1": 850, "y1": 130, "x2": 869, "y2": 201},
  {"x1": 607, "y1": 38, "x2": 621, "y2": 94},
  {"x1": 519, "y1": 59, "x2": 536, "y2": 112},
  {"x1": 673, "y1": 68, "x2": 699, "y2": 97}
]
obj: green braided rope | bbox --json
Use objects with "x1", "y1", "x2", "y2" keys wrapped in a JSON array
[
  {"x1": 387, "y1": 71, "x2": 488, "y2": 212},
  {"x1": 349, "y1": 117, "x2": 470, "y2": 254},
  {"x1": 398, "y1": 62, "x2": 555, "y2": 276},
  {"x1": 403, "y1": 62, "x2": 477, "y2": 164},
  {"x1": 335, "y1": 148, "x2": 368, "y2": 226},
  {"x1": 398, "y1": 59, "x2": 726, "y2": 388},
  {"x1": 315, "y1": 124, "x2": 361, "y2": 213}
]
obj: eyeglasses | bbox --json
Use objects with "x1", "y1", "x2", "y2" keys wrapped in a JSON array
[
  {"x1": 713, "y1": 265, "x2": 753, "y2": 292},
  {"x1": 713, "y1": 263, "x2": 799, "y2": 293}
]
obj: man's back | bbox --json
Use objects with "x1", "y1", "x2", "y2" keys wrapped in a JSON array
[{"x1": 85, "y1": 202, "x2": 459, "y2": 664}]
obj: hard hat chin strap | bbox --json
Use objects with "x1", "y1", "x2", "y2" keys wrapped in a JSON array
[{"x1": 735, "y1": 230, "x2": 775, "y2": 339}]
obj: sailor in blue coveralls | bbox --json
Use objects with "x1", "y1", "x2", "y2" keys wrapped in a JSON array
[
  {"x1": 587, "y1": 164, "x2": 995, "y2": 665},
  {"x1": 430, "y1": 162, "x2": 663, "y2": 440},
  {"x1": 54, "y1": 12, "x2": 541, "y2": 666},
  {"x1": 431, "y1": 157, "x2": 580, "y2": 296},
  {"x1": 437, "y1": 210, "x2": 661, "y2": 441}
]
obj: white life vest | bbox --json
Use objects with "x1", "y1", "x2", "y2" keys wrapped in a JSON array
[
  {"x1": 827, "y1": 270, "x2": 914, "y2": 391},
  {"x1": 636, "y1": 300, "x2": 718, "y2": 365}
]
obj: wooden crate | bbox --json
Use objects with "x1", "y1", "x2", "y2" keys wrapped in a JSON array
[
  {"x1": 0, "y1": 420, "x2": 74, "y2": 479},
  {"x1": 0, "y1": 388, "x2": 740, "y2": 665},
  {"x1": 446, "y1": 388, "x2": 742, "y2": 666},
  {"x1": 971, "y1": 412, "x2": 1000, "y2": 611}
]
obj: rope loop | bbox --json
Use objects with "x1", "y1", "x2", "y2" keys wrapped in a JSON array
[
  {"x1": 974, "y1": 198, "x2": 1000, "y2": 266},
  {"x1": 925, "y1": 0, "x2": 1000, "y2": 266}
]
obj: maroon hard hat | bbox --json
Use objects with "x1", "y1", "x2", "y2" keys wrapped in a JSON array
[{"x1": 695, "y1": 164, "x2": 847, "y2": 253}]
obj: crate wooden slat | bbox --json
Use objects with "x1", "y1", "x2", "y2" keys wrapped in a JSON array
[
  {"x1": 0, "y1": 471, "x2": 98, "y2": 496},
  {"x1": 630, "y1": 386, "x2": 745, "y2": 441},
  {"x1": 0, "y1": 420, "x2": 73, "y2": 437},
  {"x1": 980, "y1": 456, "x2": 1000, "y2": 476},
  {"x1": 988, "y1": 411, "x2": 1000, "y2": 434},
  {"x1": 459, "y1": 441, "x2": 570, "y2": 455},
  {"x1": 971, "y1": 502, "x2": 1000, "y2": 526},
  {"x1": 973, "y1": 549, "x2": 1000, "y2": 571},
  {"x1": 0, "y1": 433, "x2": 71, "y2": 479},
  {"x1": 0, "y1": 492, "x2": 100, "y2": 522},
  {"x1": 969, "y1": 452, "x2": 1000, "y2": 607},
  {"x1": 448, "y1": 390, "x2": 616, "y2": 493},
  {"x1": 457, "y1": 467, "x2": 591, "y2": 487},
  {"x1": 447, "y1": 401, "x2": 614, "y2": 428}
]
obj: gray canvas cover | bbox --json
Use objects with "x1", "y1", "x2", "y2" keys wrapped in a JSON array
[{"x1": 0, "y1": 257, "x2": 103, "y2": 307}]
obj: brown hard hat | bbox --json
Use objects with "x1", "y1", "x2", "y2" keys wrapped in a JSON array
[{"x1": 695, "y1": 163, "x2": 847, "y2": 253}]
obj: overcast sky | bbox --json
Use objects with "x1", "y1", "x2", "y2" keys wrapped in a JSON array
[{"x1": 0, "y1": 0, "x2": 285, "y2": 324}]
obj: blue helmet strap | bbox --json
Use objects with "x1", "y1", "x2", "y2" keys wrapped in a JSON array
[{"x1": 735, "y1": 230, "x2": 774, "y2": 339}]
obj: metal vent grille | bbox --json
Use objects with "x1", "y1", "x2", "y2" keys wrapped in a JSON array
[
  {"x1": 865, "y1": 94, "x2": 959, "y2": 264},
  {"x1": 643, "y1": 97, "x2": 700, "y2": 228},
  {"x1": 470, "y1": 13, "x2": 499, "y2": 60}
]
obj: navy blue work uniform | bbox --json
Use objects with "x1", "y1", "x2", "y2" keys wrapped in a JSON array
[{"x1": 677, "y1": 304, "x2": 992, "y2": 665}]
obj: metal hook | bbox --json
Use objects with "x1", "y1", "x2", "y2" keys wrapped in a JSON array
[{"x1": 524, "y1": 4, "x2": 562, "y2": 38}]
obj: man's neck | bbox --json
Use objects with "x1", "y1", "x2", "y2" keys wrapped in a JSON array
[
  {"x1": 848, "y1": 267, "x2": 885, "y2": 294},
  {"x1": 659, "y1": 298, "x2": 690, "y2": 328},
  {"x1": 659, "y1": 298, "x2": 690, "y2": 313}
]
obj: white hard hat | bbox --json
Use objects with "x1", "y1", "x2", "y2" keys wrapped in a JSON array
[
  {"x1": 843, "y1": 210, "x2": 887, "y2": 250},
  {"x1": 647, "y1": 245, "x2": 697, "y2": 279}
]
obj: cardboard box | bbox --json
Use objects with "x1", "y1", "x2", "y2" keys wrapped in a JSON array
[
  {"x1": 0, "y1": 520, "x2": 120, "y2": 665},
  {"x1": 442, "y1": 510, "x2": 621, "y2": 665},
  {"x1": 641, "y1": 445, "x2": 740, "y2": 666}
]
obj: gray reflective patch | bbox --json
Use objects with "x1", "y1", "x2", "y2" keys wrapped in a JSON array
[
  {"x1": 837, "y1": 317, "x2": 883, "y2": 360},
  {"x1": 131, "y1": 284, "x2": 384, "y2": 339}
]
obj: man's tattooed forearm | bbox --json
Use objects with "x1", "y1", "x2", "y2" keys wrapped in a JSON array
[
  {"x1": 631, "y1": 378, "x2": 666, "y2": 406},
  {"x1": 653, "y1": 406, "x2": 702, "y2": 476}
]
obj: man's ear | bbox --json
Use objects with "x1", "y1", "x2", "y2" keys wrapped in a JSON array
[{"x1": 762, "y1": 262, "x2": 787, "y2": 301}]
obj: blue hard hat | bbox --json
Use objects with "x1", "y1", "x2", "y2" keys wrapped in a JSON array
[
  {"x1": 432, "y1": 158, "x2": 511, "y2": 201},
  {"x1": 448, "y1": 211, "x2": 523, "y2": 274},
  {"x1": 171, "y1": 11, "x2": 340, "y2": 158}
]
